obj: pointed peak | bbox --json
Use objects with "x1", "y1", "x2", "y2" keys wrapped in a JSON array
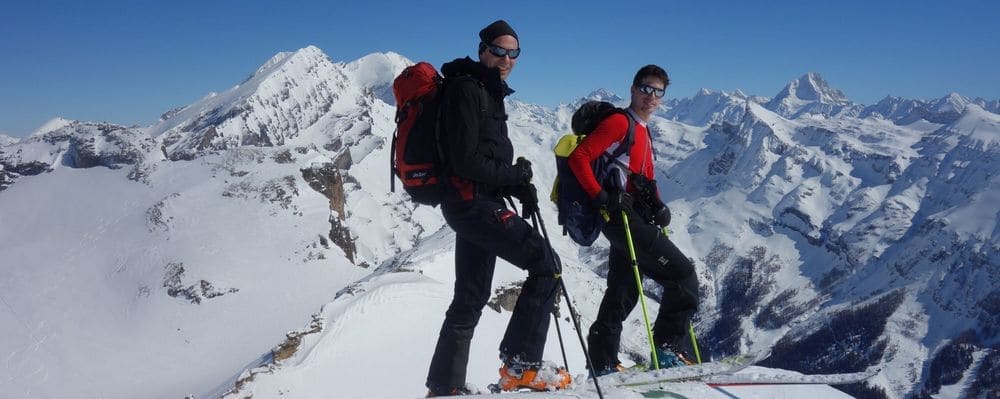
[
  {"x1": 285, "y1": 45, "x2": 334, "y2": 65},
  {"x1": 930, "y1": 92, "x2": 970, "y2": 111},
  {"x1": 765, "y1": 72, "x2": 852, "y2": 119},
  {"x1": 781, "y1": 72, "x2": 849, "y2": 103},
  {"x1": 299, "y1": 44, "x2": 323, "y2": 54},
  {"x1": 584, "y1": 88, "x2": 624, "y2": 103},
  {"x1": 696, "y1": 88, "x2": 714, "y2": 96},
  {"x1": 30, "y1": 117, "x2": 75, "y2": 137},
  {"x1": 941, "y1": 92, "x2": 970, "y2": 105},
  {"x1": 803, "y1": 71, "x2": 825, "y2": 83},
  {"x1": 249, "y1": 46, "x2": 332, "y2": 79}
]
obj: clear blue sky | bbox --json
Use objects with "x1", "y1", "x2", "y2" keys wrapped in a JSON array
[{"x1": 2, "y1": 0, "x2": 998, "y2": 137}]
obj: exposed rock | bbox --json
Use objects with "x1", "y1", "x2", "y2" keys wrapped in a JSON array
[
  {"x1": 221, "y1": 175, "x2": 299, "y2": 211},
  {"x1": 272, "y1": 149, "x2": 295, "y2": 164},
  {"x1": 273, "y1": 314, "x2": 324, "y2": 362},
  {"x1": 301, "y1": 163, "x2": 356, "y2": 263},
  {"x1": 146, "y1": 193, "x2": 180, "y2": 232},
  {"x1": 487, "y1": 284, "x2": 522, "y2": 313},
  {"x1": 163, "y1": 262, "x2": 239, "y2": 304}
]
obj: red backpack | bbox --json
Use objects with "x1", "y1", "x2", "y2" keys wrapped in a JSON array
[{"x1": 389, "y1": 62, "x2": 449, "y2": 205}]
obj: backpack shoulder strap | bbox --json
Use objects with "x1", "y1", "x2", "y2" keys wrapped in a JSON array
[{"x1": 609, "y1": 110, "x2": 636, "y2": 159}]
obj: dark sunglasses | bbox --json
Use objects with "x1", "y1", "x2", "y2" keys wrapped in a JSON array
[
  {"x1": 486, "y1": 43, "x2": 521, "y2": 59},
  {"x1": 636, "y1": 84, "x2": 665, "y2": 98}
]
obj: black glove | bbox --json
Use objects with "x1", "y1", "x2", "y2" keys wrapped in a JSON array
[
  {"x1": 514, "y1": 157, "x2": 533, "y2": 184},
  {"x1": 653, "y1": 205, "x2": 671, "y2": 227},
  {"x1": 595, "y1": 190, "x2": 633, "y2": 211},
  {"x1": 511, "y1": 183, "x2": 539, "y2": 215}
]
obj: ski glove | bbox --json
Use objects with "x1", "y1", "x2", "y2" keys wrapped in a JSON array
[
  {"x1": 653, "y1": 205, "x2": 671, "y2": 227},
  {"x1": 595, "y1": 190, "x2": 633, "y2": 212},
  {"x1": 510, "y1": 183, "x2": 539, "y2": 216},
  {"x1": 514, "y1": 157, "x2": 533, "y2": 184}
]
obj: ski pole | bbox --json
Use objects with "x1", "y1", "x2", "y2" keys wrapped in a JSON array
[
  {"x1": 552, "y1": 294, "x2": 570, "y2": 371},
  {"x1": 689, "y1": 321, "x2": 702, "y2": 364},
  {"x1": 530, "y1": 207, "x2": 604, "y2": 399},
  {"x1": 621, "y1": 210, "x2": 659, "y2": 370},
  {"x1": 527, "y1": 210, "x2": 571, "y2": 373}
]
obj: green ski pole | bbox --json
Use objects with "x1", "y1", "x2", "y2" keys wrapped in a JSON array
[
  {"x1": 689, "y1": 322, "x2": 702, "y2": 364},
  {"x1": 621, "y1": 210, "x2": 659, "y2": 370}
]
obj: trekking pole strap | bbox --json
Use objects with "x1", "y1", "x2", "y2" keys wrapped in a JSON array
[{"x1": 620, "y1": 209, "x2": 659, "y2": 370}]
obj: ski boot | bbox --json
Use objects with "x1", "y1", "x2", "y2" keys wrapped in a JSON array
[
  {"x1": 425, "y1": 384, "x2": 479, "y2": 397},
  {"x1": 652, "y1": 344, "x2": 695, "y2": 369},
  {"x1": 592, "y1": 363, "x2": 628, "y2": 376},
  {"x1": 490, "y1": 360, "x2": 572, "y2": 392}
]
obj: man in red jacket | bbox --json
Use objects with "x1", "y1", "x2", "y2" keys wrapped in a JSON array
[{"x1": 567, "y1": 65, "x2": 699, "y2": 374}]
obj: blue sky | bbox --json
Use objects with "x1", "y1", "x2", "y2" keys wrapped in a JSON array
[{"x1": 1, "y1": 0, "x2": 998, "y2": 137}]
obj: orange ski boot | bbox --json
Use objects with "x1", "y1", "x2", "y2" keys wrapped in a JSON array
[{"x1": 497, "y1": 361, "x2": 572, "y2": 392}]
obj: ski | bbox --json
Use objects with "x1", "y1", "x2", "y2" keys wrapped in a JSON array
[
  {"x1": 604, "y1": 351, "x2": 769, "y2": 388},
  {"x1": 703, "y1": 367, "x2": 879, "y2": 386}
]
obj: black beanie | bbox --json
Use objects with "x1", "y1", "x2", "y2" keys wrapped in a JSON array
[{"x1": 479, "y1": 20, "x2": 518, "y2": 45}]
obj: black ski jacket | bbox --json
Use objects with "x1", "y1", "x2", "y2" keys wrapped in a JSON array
[{"x1": 439, "y1": 57, "x2": 521, "y2": 201}]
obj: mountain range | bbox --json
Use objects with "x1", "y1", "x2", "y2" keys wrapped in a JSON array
[{"x1": 1, "y1": 45, "x2": 997, "y2": 399}]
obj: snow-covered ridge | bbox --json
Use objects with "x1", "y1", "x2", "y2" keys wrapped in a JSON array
[
  {"x1": 30, "y1": 116, "x2": 74, "y2": 137},
  {"x1": 145, "y1": 46, "x2": 409, "y2": 161},
  {"x1": 0, "y1": 132, "x2": 16, "y2": 147},
  {"x1": 582, "y1": 88, "x2": 625, "y2": 104},
  {"x1": 662, "y1": 88, "x2": 756, "y2": 126}
]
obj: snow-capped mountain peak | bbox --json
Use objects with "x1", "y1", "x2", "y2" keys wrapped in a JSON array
[
  {"x1": 765, "y1": 72, "x2": 860, "y2": 119},
  {"x1": 583, "y1": 88, "x2": 625, "y2": 104},
  {"x1": 340, "y1": 51, "x2": 412, "y2": 105},
  {"x1": 781, "y1": 72, "x2": 849, "y2": 104},
  {"x1": 30, "y1": 117, "x2": 75, "y2": 137},
  {"x1": 929, "y1": 92, "x2": 971, "y2": 114},
  {"x1": 149, "y1": 45, "x2": 365, "y2": 159},
  {"x1": 661, "y1": 88, "x2": 755, "y2": 126}
]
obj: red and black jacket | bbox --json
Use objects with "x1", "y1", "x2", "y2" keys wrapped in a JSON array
[{"x1": 567, "y1": 111, "x2": 657, "y2": 200}]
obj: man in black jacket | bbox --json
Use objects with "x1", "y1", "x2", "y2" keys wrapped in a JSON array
[{"x1": 425, "y1": 20, "x2": 571, "y2": 397}]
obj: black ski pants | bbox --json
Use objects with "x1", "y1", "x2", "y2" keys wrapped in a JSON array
[
  {"x1": 587, "y1": 206, "x2": 699, "y2": 371},
  {"x1": 426, "y1": 198, "x2": 559, "y2": 389}
]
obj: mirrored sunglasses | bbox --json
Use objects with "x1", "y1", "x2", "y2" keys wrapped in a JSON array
[
  {"x1": 487, "y1": 44, "x2": 521, "y2": 59},
  {"x1": 636, "y1": 84, "x2": 665, "y2": 98}
]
